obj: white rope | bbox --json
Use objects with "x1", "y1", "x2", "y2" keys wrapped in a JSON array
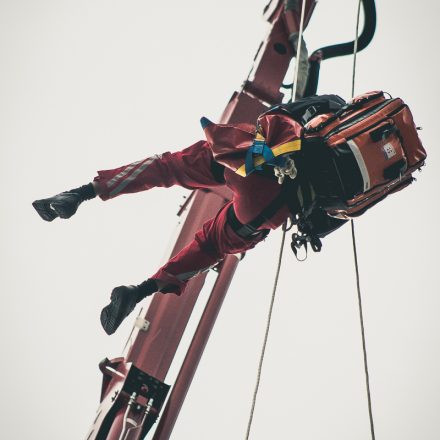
[
  {"x1": 350, "y1": 2, "x2": 376, "y2": 440},
  {"x1": 351, "y1": 0, "x2": 362, "y2": 99},
  {"x1": 246, "y1": 2, "x2": 377, "y2": 439},
  {"x1": 244, "y1": 225, "x2": 287, "y2": 440},
  {"x1": 244, "y1": 1, "x2": 307, "y2": 438}
]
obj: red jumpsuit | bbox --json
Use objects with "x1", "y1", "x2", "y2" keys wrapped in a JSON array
[{"x1": 93, "y1": 114, "x2": 302, "y2": 295}]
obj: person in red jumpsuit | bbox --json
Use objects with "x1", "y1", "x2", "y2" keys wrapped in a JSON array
[{"x1": 32, "y1": 113, "x2": 306, "y2": 335}]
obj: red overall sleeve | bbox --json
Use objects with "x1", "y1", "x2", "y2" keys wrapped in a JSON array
[
  {"x1": 150, "y1": 201, "x2": 268, "y2": 295},
  {"x1": 93, "y1": 140, "x2": 223, "y2": 200}
]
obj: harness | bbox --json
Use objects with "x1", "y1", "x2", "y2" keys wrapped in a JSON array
[
  {"x1": 227, "y1": 94, "x2": 351, "y2": 256},
  {"x1": 227, "y1": 175, "x2": 297, "y2": 234},
  {"x1": 236, "y1": 131, "x2": 301, "y2": 178},
  {"x1": 227, "y1": 169, "x2": 322, "y2": 259}
]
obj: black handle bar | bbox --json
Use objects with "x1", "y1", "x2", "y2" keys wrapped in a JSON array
[{"x1": 304, "y1": 0, "x2": 376, "y2": 96}]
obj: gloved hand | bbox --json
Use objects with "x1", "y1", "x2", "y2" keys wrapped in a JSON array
[
  {"x1": 100, "y1": 279, "x2": 158, "y2": 335},
  {"x1": 32, "y1": 183, "x2": 96, "y2": 222}
]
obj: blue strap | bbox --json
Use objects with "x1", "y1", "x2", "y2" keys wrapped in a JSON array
[
  {"x1": 200, "y1": 116, "x2": 213, "y2": 129},
  {"x1": 245, "y1": 140, "x2": 276, "y2": 175}
]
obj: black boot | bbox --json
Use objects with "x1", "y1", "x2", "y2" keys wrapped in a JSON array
[
  {"x1": 100, "y1": 280, "x2": 158, "y2": 335},
  {"x1": 32, "y1": 183, "x2": 96, "y2": 222}
]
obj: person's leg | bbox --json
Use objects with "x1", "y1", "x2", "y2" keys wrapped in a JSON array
[
  {"x1": 100, "y1": 201, "x2": 269, "y2": 334},
  {"x1": 94, "y1": 140, "x2": 225, "y2": 200},
  {"x1": 33, "y1": 140, "x2": 225, "y2": 221}
]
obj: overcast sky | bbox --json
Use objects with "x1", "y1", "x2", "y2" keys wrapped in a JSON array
[{"x1": 1, "y1": 1, "x2": 439, "y2": 439}]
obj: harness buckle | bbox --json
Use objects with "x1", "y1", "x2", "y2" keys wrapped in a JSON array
[
  {"x1": 301, "y1": 105, "x2": 318, "y2": 124},
  {"x1": 291, "y1": 231, "x2": 322, "y2": 261}
]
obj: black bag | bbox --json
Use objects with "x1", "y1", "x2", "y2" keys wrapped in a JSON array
[
  {"x1": 230, "y1": 95, "x2": 350, "y2": 258},
  {"x1": 264, "y1": 94, "x2": 346, "y2": 125},
  {"x1": 266, "y1": 95, "x2": 349, "y2": 256}
]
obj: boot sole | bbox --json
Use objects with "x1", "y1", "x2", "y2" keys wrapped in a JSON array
[
  {"x1": 32, "y1": 200, "x2": 57, "y2": 222},
  {"x1": 101, "y1": 289, "x2": 128, "y2": 335}
]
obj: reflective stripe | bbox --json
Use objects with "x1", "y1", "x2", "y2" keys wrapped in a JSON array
[
  {"x1": 106, "y1": 160, "x2": 142, "y2": 188},
  {"x1": 109, "y1": 155, "x2": 160, "y2": 197},
  {"x1": 175, "y1": 263, "x2": 217, "y2": 281},
  {"x1": 235, "y1": 139, "x2": 301, "y2": 177},
  {"x1": 176, "y1": 270, "x2": 200, "y2": 281},
  {"x1": 347, "y1": 139, "x2": 370, "y2": 191}
]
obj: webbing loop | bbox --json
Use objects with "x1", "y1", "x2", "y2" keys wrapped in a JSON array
[{"x1": 245, "y1": 140, "x2": 275, "y2": 175}]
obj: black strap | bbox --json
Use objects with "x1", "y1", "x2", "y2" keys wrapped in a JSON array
[
  {"x1": 227, "y1": 178, "x2": 300, "y2": 239},
  {"x1": 210, "y1": 160, "x2": 226, "y2": 183},
  {"x1": 226, "y1": 172, "x2": 327, "y2": 260},
  {"x1": 265, "y1": 94, "x2": 346, "y2": 127},
  {"x1": 305, "y1": 91, "x2": 384, "y2": 134},
  {"x1": 248, "y1": 178, "x2": 300, "y2": 230},
  {"x1": 227, "y1": 206, "x2": 265, "y2": 239},
  {"x1": 226, "y1": 172, "x2": 328, "y2": 260}
]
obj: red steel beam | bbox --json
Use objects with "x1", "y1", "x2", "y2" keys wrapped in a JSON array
[
  {"x1": 152, "y1": 255, "x2": 240, "y2": 440},
  {"x1": 124, "y1": 189, "x2": 231, "y2": 381}
]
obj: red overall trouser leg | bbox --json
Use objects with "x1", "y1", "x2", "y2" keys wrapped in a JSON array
[{"x1": 93, "y1": 141, "x2": 269, "y2": 295}]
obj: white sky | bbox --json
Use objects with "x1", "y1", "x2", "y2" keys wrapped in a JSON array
[{"x1": 1, "y1": 1, "x2": 439, "y2": 439}]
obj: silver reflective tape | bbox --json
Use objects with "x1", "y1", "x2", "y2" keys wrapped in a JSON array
[
  {"x1": 176, "y1": 270, "x2": 200, "y2": 281},
  {"x1": 109, "y1": 155, "x2": 160, "y2": 197},
  {"x1": 106, "y1": 160, "x2": 142, "y2": 188},
  {"x1": 175, "y1": 263, "x2": 218, "y2": 281},
  {"x1": 347, "y1": 139, "x2": 370, "y2": 192}
]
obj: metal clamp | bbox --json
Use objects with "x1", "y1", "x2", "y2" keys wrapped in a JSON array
[{"x1": 135, "y1": 317, "x2": 150, "y2": 332}]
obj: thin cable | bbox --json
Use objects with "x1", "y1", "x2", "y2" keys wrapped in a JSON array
[
  {"x1": 291, "y1": 0, "x2": 307, "y2": 101},
  {"x1": 351, "y1": 221, "x2": 376, "y2": 440},
  {"x1": 350, "y1": 1, "x2": 376, "y2": 439},
  {"x1": 245, "y1": 2, "x2": 308, "y2": 438},
  {"x1": 245, "y1": 226, "x2": 287, "y2": 440},
  {"x1": 351, "y1": 0, "x2": 362, "y2": 99}
]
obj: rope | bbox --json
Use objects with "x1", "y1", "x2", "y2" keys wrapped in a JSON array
[
  {"x1": 351, "y1": 222, "x2": 376, "y2": 440},
  {"x1": 245, "y1": 1, "x2": 307, "y2": 438},
  {"x1": 245, "y1": 2, "x2": 376, "y2": 439},
  {"x1": 351, "y1": 1, "x2": 376, "y2": 439},
  {"x1": 351, "y1": 0, "x2": 362, "y2": 98},
  {"x1": 244, "y1": 225, "x2": 287, "y2": 440}
]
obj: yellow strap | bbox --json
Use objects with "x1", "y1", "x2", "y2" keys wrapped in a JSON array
[{"x1": 235, "y1": 139, "x2": 301, "y2": 177}]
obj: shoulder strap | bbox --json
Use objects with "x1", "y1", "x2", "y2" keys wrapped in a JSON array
[{"x1": 264, "y1": 94, "x2": 346, "y2": 126}]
